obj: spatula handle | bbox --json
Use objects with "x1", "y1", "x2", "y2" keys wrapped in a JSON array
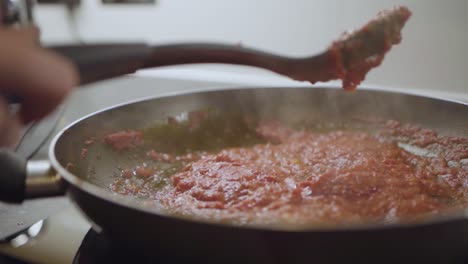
[{"x1": 50, "y1": 43, "x2": 153, "y2": 85}]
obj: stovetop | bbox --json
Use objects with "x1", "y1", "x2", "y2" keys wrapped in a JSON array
[
  {"x1": 73, "y1": 229, "x2": 178, "y2": 264},
  {"x1": 73, "y1": 228, "x2": 468, "y2": 264},
  {"x1": 0, "y1": 69, "x2": 467, "y2": 264}
]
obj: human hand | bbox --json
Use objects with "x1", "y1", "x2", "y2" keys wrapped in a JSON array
[{"x1": 0, "y1": 26, "x2": 78, "y2": 147}]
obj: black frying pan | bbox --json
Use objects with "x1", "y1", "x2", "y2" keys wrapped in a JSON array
[{"x1": 0, "y1": 86, "x2": 467, "y2": 264}]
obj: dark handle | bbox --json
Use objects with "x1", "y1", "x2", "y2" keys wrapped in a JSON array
[
  {"x1": 5, "y1": 42, "x2": 305, "y2": 104},
  {"x1": 141, "y1": 43, "x2": 291, "y2": 71},
  {"x1": 0, "y1": 149, "x2": 26, "y2": 203},
  {"x1": 5, "y1": 42, "x2": 303, "y2": 104},
  {"x1": 5, "y1": 43, "x2": 153, "y2": 104},
  {"x1": 0, "y1": 149, "x2": 65, "y2": 203},
  {"x1": 50, "y1": 43, "x2": 154, "y2": 86},
  {"x1": 50, "y1": 43, "x2": 291, "y2": 85}
]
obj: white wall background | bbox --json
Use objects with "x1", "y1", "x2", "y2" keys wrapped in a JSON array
[{"x1": 35, "y1": 0, "x2": 467, "y2": 97}]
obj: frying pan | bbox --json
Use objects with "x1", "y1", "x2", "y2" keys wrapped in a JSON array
[{"x1": 0, "y1": 86, "x2": 467, "y2": 264}]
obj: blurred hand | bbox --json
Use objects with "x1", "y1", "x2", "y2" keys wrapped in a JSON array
[{"x1": 0, "y1": 26, "x2": 78, "y2": 147}]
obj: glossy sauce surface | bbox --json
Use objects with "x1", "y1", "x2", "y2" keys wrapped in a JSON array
[{"x1": 108, "y1": 119, "x2": 467, "y2": 228}]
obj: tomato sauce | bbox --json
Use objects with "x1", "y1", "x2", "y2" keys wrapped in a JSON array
[
  {"x1": 109, "y1": 120, "x2": 467, "y2": 228},
  {"x1": 104, "y1": 130, "x2": 143, "y2": 151},
  {"x1": 327, "y1": 6, "x2": 412, "y2": 90}
]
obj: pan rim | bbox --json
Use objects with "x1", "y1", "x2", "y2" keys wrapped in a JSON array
[{"x1": 48, "y1": 85, "x2": 468, "y2": 232}]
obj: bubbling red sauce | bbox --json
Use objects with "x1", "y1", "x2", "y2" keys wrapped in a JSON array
[{"x1": 109, "y1": 120, "x2": 467, "y2": 228}]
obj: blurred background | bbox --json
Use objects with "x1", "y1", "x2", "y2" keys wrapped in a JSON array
[{"x1": 35, "y1": 0, "x2": 468, "y2": 97}]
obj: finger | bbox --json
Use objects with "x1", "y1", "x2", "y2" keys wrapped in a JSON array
[
  {"x1": 0, "y1": 41, "x2": 78, "y2": 123},
  {"x1": 1, "y1": 26, "x2": 40, "y2": 45},
  {"x1": 0, "y1": 97, "x2": 21, "y2": 148}
]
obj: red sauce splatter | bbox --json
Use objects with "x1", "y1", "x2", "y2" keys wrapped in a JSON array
[
  {"x1": 103, "y1": 130, "x2": 143, "y2": 151},
  {"x1": 135, "y1": 166, "x2": 153, "y2": 178},
  {"x1": 121, "y1": 169, "x2": 133, "y2": 179},
  {"x1": 65, "y1": 162, "x2": 75, "y2": 171},
  {"x1": 147, "y1": 150, "x2": 175, "y2": 162},
  {"x1": 188, "y1": 110, "x2": 208, "y2": 130},
  {"x1": 167, "y1": 116, "x2": 178, "y2": 125},
  {"x1": 80, "y1": 148, "x2": 88, "y2": 160}
]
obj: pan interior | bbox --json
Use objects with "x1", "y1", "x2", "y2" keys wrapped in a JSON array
[{"x1": 53, "y1": 87, "x2": 468, "y2": 229}]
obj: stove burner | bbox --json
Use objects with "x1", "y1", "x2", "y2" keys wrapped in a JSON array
[
  {"x1": 73, "y1": 229, "x2": 178, "y2": 264},
  {"x1": 73, "y1": 229, "x2": 468, "y2": 264}
]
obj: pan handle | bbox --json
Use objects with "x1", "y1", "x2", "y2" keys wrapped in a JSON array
[{"x1": 0, "y1": 149, "x2": 65, "y2": 203}]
